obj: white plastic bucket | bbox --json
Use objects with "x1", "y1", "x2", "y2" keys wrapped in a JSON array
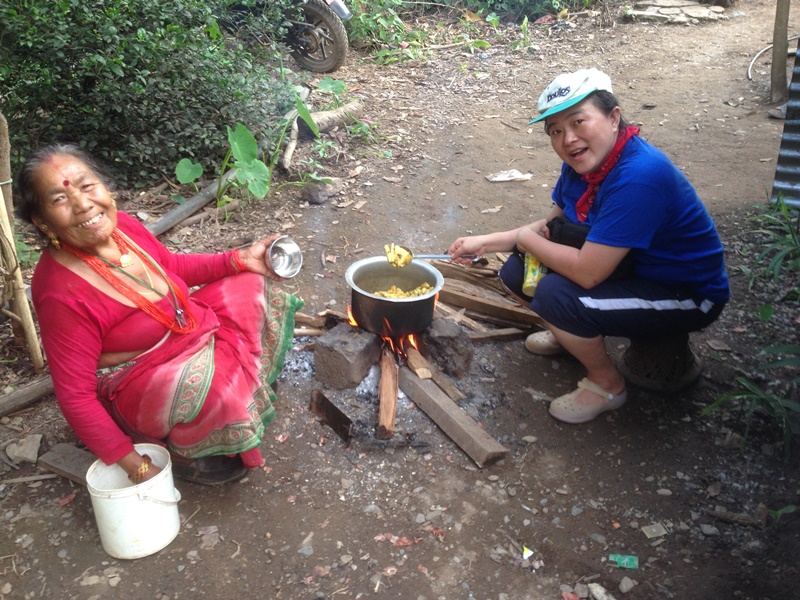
[{"x1": 86, "y1": 443, "x2": 181, "y2": 559}]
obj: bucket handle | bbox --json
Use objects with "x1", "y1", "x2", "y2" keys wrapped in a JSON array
[{"x1": 137, "y1": 489, "x2": 181, "y2": 506}]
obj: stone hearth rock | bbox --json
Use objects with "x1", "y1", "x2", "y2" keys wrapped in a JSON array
[
  {"x1": 422, "y1": 318, "x2": 474, "y2": 377},
  {"x1": 315, "y1": 323, "x2": 381, "y2": 389}
]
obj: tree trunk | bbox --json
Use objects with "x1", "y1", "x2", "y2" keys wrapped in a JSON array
[{"x1": 771, "y1": 0, "x2": 791, "y2": 104}]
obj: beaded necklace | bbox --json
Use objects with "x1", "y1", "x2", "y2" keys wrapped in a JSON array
[
  {"x1": 60, "y1": 230, "x2": 197, "y2": 334},
  {"x1": 112, "y1": 230, "x2": 134, "y2": 267}
]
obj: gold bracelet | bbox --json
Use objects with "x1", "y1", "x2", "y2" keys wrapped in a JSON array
[{"x1": 128, "y1": 454, "x2": 152, "y2": 484}]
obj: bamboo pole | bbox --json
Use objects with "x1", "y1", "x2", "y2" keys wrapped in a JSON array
[
  {"x1": 0, "y1": 186, "x2": 44, "y2": 372},
  {"x1": 0, "y1": 113, "x2": 11, "y2": 222}
]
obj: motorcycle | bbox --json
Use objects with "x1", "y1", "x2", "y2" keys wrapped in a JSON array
[
  {"x1": 225, "y1": 0, "x2": 352, "y2": 73},
  {"x1": 288, "y1": 0, "x2": 351, "y2": 73}
]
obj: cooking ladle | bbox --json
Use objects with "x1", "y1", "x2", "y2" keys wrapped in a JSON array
[{"x1": 387, "y1": 243, "x2": 479, "y2": 268}]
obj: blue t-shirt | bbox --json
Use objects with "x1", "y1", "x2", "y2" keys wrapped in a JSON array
[{"x1": 551, "y1": 136, "x2": 729, "y2": 303}]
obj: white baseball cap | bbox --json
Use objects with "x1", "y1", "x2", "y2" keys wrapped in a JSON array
[{"x1": 529, "y1": 68, "x2": 613, "y2": 124}]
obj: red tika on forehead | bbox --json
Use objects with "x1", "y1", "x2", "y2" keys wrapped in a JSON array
[{"x1": 63, "y1": 180, "x2": 70, "y2": 187}]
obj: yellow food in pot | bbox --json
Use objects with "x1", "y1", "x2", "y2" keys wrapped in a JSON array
[{"x1": 373, "y1": 282, "x2": 433, "y2": 298}]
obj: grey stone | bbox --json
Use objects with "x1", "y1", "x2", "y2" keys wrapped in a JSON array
[
  {"x1": 421, "y1": 318, "x2": 474, "y2": 377},
  {"x1": 619, "y1": 576, "x2": 637, "y2": 594},
  {"x1": 5, "y1": 434, "x2": 43, "y2": 464},
  {"x1": 303, "y1": 177, "x2": 344, "y2": 205},
  {"x1": 314, "y1": 323, "x2": 381, "y2": 389}
]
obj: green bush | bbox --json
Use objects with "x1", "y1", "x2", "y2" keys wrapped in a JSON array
[
  {"x1": 0, "y1": 0, "x2": 298, "y2": 187},
  {"x1": 419, "y1": 0, "x2": 583, "y2": 21}
]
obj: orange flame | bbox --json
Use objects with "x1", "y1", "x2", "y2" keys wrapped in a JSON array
[{"x1": 346, "y1": 305, "x2": 358, "y2": 327}]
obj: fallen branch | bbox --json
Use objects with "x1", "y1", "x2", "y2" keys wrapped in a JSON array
[
  {"x1": 146, "y1": 170, "x2": 237, "y2": 237},
  {"x1": 298, "y1": 99, "x2": 364, "y2": 139},
  {"x1": 177, "y1": 197, "x2": 242, "y2": 229},
  {"x1": 0, "y1": 376, "x2": 54, "y2": 418},
  {"x1": 0, "y1": 473, "x2": 59, "y2": 485},
  {"x1": 709, "y1": 504, "x2": 768, "y2": 528},
  {"x1": 280, "y1": 115, "x2": 300, "y2": 171}
]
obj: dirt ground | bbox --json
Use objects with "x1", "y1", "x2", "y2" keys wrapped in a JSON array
[{"x1": 2, "y1": 1, "x2": 800, "y2": 599}]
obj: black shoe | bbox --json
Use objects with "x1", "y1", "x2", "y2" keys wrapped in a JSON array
[{"x1": 171, "y1": 455, "x2": 248, "y2": 486}]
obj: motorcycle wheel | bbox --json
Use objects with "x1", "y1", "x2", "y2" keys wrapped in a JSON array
[{"x1": 288, "y1": 0, "x2": 349, "y2": 73}]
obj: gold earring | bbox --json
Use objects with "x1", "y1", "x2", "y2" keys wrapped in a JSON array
[{"x1": 39, "y1": 225, "x2": 61, "y2": 249}]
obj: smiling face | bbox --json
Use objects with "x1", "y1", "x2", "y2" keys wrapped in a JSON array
[
  {"x1": 544, "y1": 97, "x2": 622, "y2": 175},
  {"x1": 30, "y1": 153, "x2": 118, "y2": 252}
]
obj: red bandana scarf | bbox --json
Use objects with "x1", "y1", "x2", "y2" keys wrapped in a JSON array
[{"x1": 575, "y1": 125, "x2": 640, "y2": 222}]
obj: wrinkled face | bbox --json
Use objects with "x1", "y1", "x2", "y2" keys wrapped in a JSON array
[
  {"x1": 31, "y1": 154, "x2": 117, "y2": 251},
  {"x1": 544, "y1": 99, "x2": 621, "y2": 175}
]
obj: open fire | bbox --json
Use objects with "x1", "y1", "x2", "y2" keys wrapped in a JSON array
[{"x1": 346, "y1": 304, "x2": 432, "y2": 439}]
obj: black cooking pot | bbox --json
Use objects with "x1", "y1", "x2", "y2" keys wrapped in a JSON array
[{"x1": 345, "y1": 256, "x2": 444, "y2": 337}]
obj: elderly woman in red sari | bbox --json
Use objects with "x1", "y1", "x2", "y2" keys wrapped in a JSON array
[{"x1": 15, "y1": 144, "x2": 303, "y2": 485}]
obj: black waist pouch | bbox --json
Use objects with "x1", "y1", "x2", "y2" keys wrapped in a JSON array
[{"x1": 546, "y1": 216, "x2": 635, "y2": 281}]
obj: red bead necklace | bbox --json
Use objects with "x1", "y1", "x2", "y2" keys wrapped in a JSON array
[{"x1": 60, "y1": 231, "x2": 197, "y2": 334}]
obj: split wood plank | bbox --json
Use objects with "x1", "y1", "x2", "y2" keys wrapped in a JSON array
[
  {"x1": 318, "y1": 308, "x2": 350, "y2": 326},
  {"x1": 435, "y1": 302, "x2": 488, "y2": 332},
  {"x1": 398, "y1": 367, "x2": 508, "y2": 467},
  {"x1": 403, "y1": 346, "x2": 466, "y2": 402},
  {"x1": 405, "y1": 347, "x2": 432, "y2": 379},
  {"x1": 0, "y1": 375, "x2": 54, "y2": 418},
  {"x1": 294, "y1": 327, "x2": 326, "y2": 337},
  {"x1": 469, "y1": 328, "x2": 531, "y2": 342},
  {"x1": 38, "y1": 443, "x2": 97, "y2": 486},
  {"x1": 443, "y1": 278, "x2": 517, "y2": 306},
  {"x1": 310, "y1": 390, "x2": 353, "y2": 445},
  {"x1": 428, "y1": 364, "x2": 466, "y2": 403},
  {"x1": 377, "y1": 348, "x2": 399, "y2": 440},
  {"x1": 295, "y1": 311, "x2": 326, "y2": 328},
  {"x1": 464, "y1": 310, "x2": 533, "y2": 329},
  {"x1": 430, "y1": 260, "x2": 505, "y2": 292},
  {"x1": 438, "y1": 288, "x2": 543, "y2": 328}
]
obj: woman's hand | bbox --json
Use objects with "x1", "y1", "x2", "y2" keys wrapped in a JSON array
[
  {"x1": 449, "y1": 230, "x2": 521, "y2": 262},
  {"x1": 118, "y1": 450, "x2": 162, "y2": 484},
  {"x1": 235, "y1": 234, "x2": 285, "y2": 281},
  {"x1": 515, "y1": 219, "x2": 550, "y2": 253},
  {"x1": 448, "y1": 235, "x2": 488, "y2": 262}
]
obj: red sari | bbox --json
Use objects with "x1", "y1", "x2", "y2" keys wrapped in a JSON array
[{"x1": 97, "y1": 273, "x2": 301, "y2": 467}]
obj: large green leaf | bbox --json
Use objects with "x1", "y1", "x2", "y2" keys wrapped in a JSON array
[
  {"x1": 296, "y1": 97, "x2": 319, "y2": 138},
  {"x1": 227, "y1": 123, "x2": 259, "y2": 164},
  {"x1": 175, "y1": 157, "x2": 203, "y2": 184}
]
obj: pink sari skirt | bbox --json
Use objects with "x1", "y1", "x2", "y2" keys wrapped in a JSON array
[{"x1": 97, "y1": 273, "x2": 303, "y2": 468}]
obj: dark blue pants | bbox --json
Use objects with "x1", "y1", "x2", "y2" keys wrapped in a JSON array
[{"x1": 498, "y1": 250, "x2": 724, "y2": 339}]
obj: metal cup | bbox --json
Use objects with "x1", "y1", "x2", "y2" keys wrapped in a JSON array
[{"x1": 267, "y1": 236, "x2": 303, "y2": 278}]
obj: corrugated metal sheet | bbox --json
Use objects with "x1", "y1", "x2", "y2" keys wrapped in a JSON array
[{"x1": 771, "y1": 38, "x2": 800, "y2": 208}]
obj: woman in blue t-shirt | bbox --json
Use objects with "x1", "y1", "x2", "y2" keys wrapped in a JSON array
[{"x1": 448, "y1": 68, "x2": 729, "y2": 425}]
